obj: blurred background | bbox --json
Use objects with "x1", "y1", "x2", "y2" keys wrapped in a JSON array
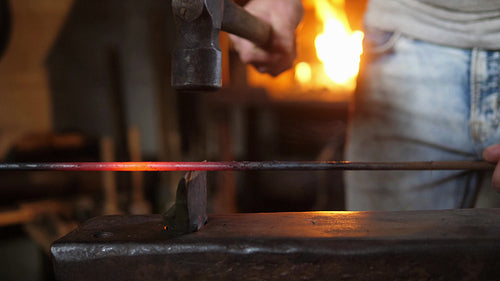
[{"x1": 0, "y1": 0, "x2": 366, "y2": 279}]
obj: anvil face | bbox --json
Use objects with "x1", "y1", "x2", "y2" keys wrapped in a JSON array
[{"x1": 51, "y1": 209, "x2": 500, "y2": 281}]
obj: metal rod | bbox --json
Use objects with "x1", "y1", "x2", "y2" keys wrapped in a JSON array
[{"x1": 0, "y1": 161, "x2": 494, "y2": 172}]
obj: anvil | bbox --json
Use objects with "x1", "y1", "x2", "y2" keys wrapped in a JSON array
[{"x1": 50, "y1": 171, "x2": 500, "y2": 281}]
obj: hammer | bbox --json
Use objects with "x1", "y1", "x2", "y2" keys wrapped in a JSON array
[{"x1": 171, "y1": 0, "x2": 272, "y2": 91}]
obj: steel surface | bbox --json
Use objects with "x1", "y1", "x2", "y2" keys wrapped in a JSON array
[
  {"x1": 51, "y1": 209, "x2": 500, "y2": 280},
  {"x1": 0, "y1": 160, "x2": 495, "y2": 171}
]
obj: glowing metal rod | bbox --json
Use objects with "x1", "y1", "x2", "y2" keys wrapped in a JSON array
[{"x1": 0, "y1": 161, "x2": 494, "y2": 171}]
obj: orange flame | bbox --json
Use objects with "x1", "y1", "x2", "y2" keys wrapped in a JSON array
[
  {"x1": 247, "y1": 0, "x2": 364, "y2": 101},
  {"x1": 311, "y1": 0, "x2": 363, "y2": 91}
]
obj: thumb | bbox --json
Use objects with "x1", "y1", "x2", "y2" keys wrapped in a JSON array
[{"x1": 483, "y1": 143, "x2": 500, "y2": 192}]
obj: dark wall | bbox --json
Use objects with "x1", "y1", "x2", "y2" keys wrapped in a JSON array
[{"x1": 46, "y1": 0, "x2": 175, "y2": 157}]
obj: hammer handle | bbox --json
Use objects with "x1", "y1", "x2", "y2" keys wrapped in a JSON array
[{"x1": 222, "y1": 0, "x2": 272, "y2": 47}]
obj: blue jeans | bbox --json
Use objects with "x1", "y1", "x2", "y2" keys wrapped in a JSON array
[{"x1": 345, "y1": 28, "x2": 500, "y2": 210}]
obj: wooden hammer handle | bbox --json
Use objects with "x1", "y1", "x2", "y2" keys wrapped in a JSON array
[{"x1": 221, "y1": 0, "x2": 272, "y2": 47}]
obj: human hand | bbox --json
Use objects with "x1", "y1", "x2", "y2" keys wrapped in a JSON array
[
  {"x1": 229, "y1": 0, "x2": 303, "y2": 76},
  {"x1": 482, "y1": 143, "x2": 500, "y2": 191}
]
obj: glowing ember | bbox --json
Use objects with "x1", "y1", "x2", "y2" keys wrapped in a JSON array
[{"x1": 295, "y1": 62, "x2": 312, "y2": 85}]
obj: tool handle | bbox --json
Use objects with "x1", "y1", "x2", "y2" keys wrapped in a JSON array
[{"x1": 221, "y1": 0, "x2": 272, "y2": 47}]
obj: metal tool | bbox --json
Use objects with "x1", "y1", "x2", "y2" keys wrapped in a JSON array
[
  {"x1": 163, "y1": 170, "x2": 207, "y2": 234},
  {"x1": 51, "y1": 209, "x2": 500, "y2": 281},
  {"x1": 171, "y1": 0, "x2": 272, "y2": 91},
  {"x1": 0, "y1": 160, "x2": 494, "y2": 171}
]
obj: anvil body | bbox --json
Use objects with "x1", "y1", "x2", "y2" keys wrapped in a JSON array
[{"x1": 51, "y1": 209, "x2": 500, "y2": 281}]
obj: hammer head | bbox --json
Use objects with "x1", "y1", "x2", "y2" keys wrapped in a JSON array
[{"x1": 171, "y1": 0, "x2": 224, "y2": 92}]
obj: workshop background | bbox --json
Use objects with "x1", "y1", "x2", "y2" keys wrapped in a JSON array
[{"x1": 0, "y1": 0, "x2": 367, "y2": 280}]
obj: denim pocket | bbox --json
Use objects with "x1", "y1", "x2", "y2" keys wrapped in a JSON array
[{"x1": 363, "y1": 27, "x2": 401, "y2": 55}]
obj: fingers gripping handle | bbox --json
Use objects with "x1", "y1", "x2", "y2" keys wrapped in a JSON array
[{"x1": 222, "y1": 0, "x2": 272, "y2": 48}]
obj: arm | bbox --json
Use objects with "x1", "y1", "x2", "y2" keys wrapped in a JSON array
[{"x1": 230, "y1": 0, "x2": 303, "y2": 76}]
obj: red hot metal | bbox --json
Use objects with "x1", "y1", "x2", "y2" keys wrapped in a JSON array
[{"x1": 0, "y1": 161, "x2": 494, "y2": 172}]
